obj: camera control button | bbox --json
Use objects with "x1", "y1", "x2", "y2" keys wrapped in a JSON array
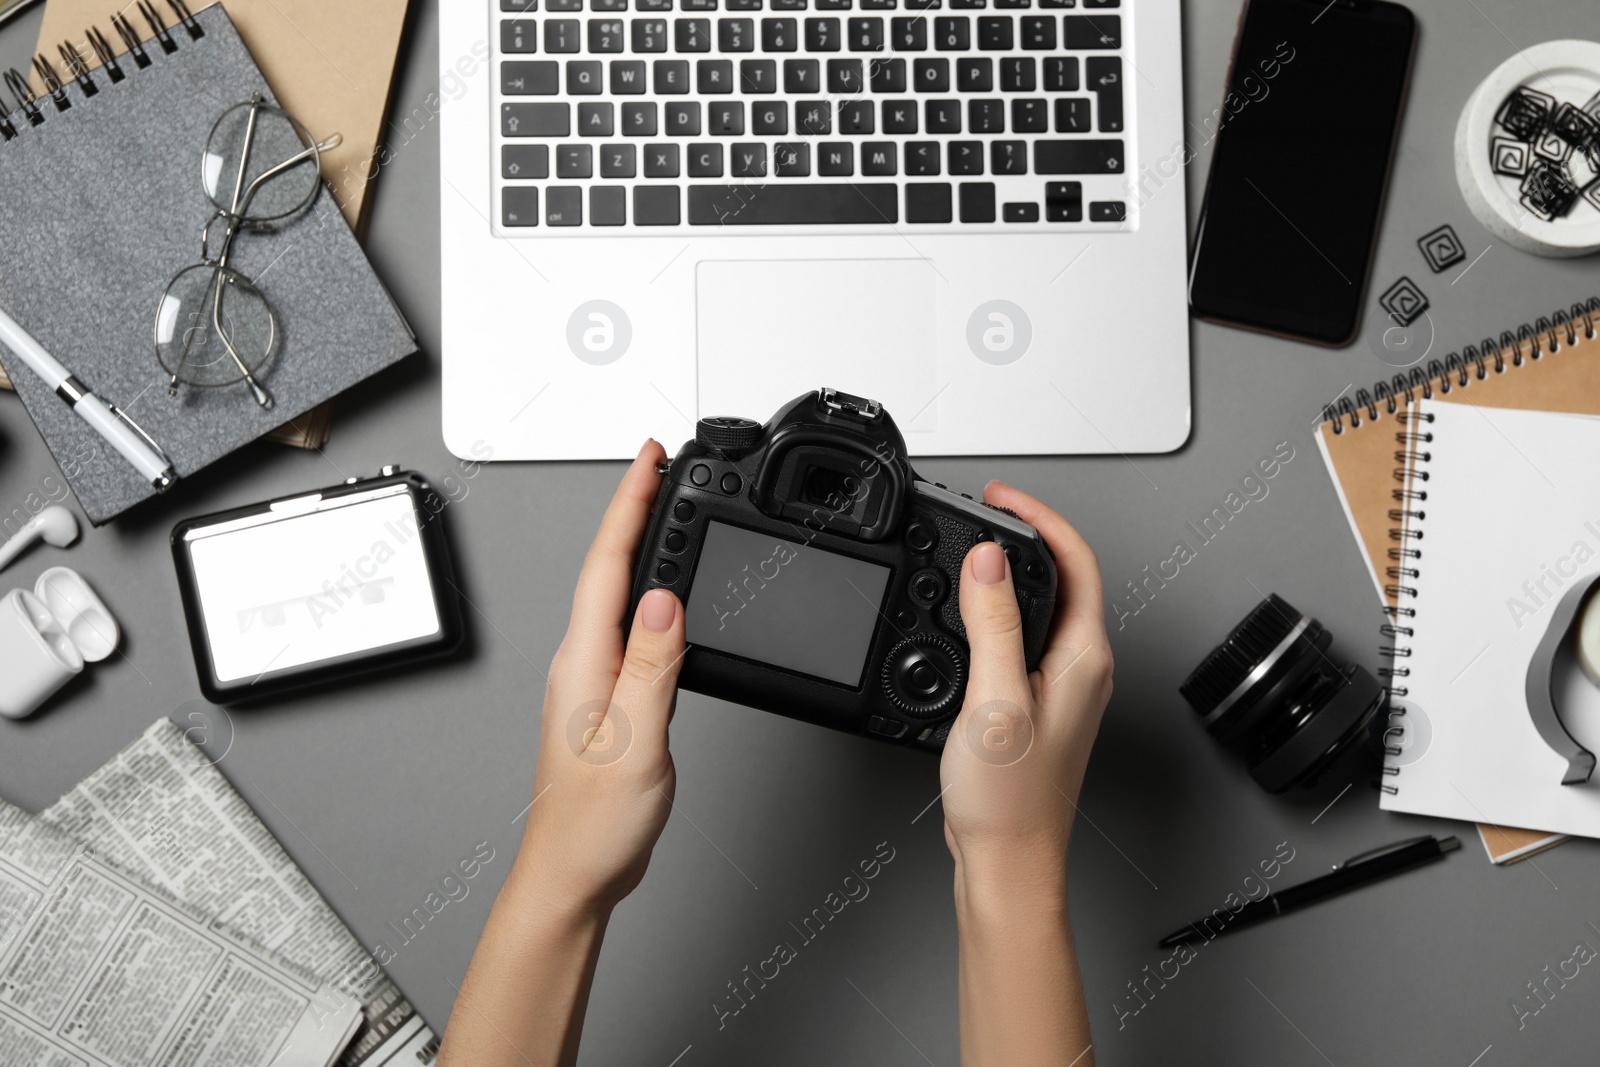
[
  {"x1": 1004, "y1": 544, "x2": 1020, "y2": 566},
  {"x1": 665, "y1": 530, "x2": 687, "y2": 552},
  {"x1": 673, "y1": 500, "x2": 696, "y2": 522},
  {"x1": 866, "y1": 715, "x2": 909, "y2": 740},
  {"x1": 882, "y1": 634, "x2": 965, "y2": 718},
  {"x1": 895, "y1": 608, "x2": 917, "y2": 631},
  {"x1": 905, "y1": 520, "x2": 938, "y2": 554},
  {"x1": 656, "y1": 561, "x2": 680, "y2": 583},
  {"x1": 1025, "y1": 559, "x2": 1045, "y2": 580},
  {"x1": 909, "y1": 568, "x2": 946, "y2": 606},
  {"x1": 720, "y1": 472, "x2": 742, "y2": 494},
  {"x1": 974, "y1": 529, "x2": 993, "y2": 543},
  {"x1": 690, "y1": 463, "x2": 712, "y2": 487}
]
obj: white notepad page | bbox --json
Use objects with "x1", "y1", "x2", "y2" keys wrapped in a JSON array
[{"x1": 1383, "y1": 400, "x2": 1600, "y2": 837}]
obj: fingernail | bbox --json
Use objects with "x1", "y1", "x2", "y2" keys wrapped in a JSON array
[
  {"x1": 986, "y1": 478, "x2": 1008, "y2": 489},
  {"x1": 641, "y1": 588, "x2": 676, "y2": 632},
  {"x1": 972, "y1": 542, "x2": 1006, "y2": 585}
]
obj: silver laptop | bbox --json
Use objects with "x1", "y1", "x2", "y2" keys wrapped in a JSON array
[{"x1": 440, "y1": 0, "x2": 1189, "y2": 459}]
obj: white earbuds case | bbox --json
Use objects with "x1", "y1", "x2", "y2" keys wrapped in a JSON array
[{"x1": 0, "y1": 567, "x2": 118, "y2": 719}]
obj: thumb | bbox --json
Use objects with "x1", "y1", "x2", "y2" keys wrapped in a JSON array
[
  {"x1": 610, "y1": 588, "x2": 687, "y2": 753},
  {"x1": 957, "y1": 541, "x2": 1029, "y2": 701}
]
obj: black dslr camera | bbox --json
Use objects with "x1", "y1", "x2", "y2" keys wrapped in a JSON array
[{"x1": 630, "y1": 388, "x2": 1058, "y2": 751}]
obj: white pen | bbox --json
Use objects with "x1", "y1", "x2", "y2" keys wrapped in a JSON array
[{"x1": 0, "y1": 306, "x2": 177, "y2": 491}]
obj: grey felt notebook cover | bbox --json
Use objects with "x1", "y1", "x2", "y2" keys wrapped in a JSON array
[{"x1": 0, "y1": 4, "x2": 415, "y2": 524}]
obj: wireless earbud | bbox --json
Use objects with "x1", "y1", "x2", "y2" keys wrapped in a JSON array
[{"x1": 0, "y1": 506, "x2": 80, "y2": 573}]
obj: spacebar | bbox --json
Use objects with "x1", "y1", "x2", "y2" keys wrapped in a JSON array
[{"x1": 688, "y1": 184, "x2": 899, "y2": 225}]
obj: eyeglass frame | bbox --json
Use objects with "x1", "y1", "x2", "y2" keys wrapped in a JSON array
[{"x1": 155, "y1": 92, "x2": 339, "y2": 409}]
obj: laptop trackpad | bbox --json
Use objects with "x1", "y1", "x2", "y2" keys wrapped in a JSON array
[{"x1": 696, "y1": 259, "x2": 937, "y2": 428}]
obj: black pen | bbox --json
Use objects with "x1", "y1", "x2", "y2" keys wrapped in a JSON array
[{"x1": 1156, "y1": 834, "x2": 1461, "y2": 949}]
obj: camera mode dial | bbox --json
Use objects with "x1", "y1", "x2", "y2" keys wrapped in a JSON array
[
  {"x1": 882, "y1": 633, "x2": 965, "y2": 719},
  {"x1": 695, "y1": 416, "x2": 763, "y2": 455}
]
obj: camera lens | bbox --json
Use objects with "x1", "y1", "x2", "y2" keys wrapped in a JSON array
[{"x1": 1179, "y1": 594, "x2": 1385, "y2": 794}]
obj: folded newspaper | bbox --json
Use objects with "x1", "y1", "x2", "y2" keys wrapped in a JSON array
[
  {"x1": 2, "y1": 718, "x2": 440, "y2": 1067},
  {"x1": 0, "y1": 799, "x2": 360, "y2": 1066}
]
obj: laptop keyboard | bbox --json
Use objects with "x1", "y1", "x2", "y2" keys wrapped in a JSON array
[{"x1": 491, "y1": 0, "x2": 1131, "y2": 231}]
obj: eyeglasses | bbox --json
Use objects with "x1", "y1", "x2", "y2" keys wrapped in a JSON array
[{"x1": 153, "y1": 94, "x2": 339, "y2": 409}]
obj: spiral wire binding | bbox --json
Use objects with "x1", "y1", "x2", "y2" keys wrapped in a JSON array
[
  {"x1": 0, "y1": 0, "x2": 202, "y2": 146},
  {"x1": 1322, "y1": 297, "x2": 1600, "y2": 794}
]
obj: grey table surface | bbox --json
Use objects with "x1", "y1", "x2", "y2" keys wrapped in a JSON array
[{"x1": 3, "y1": 2, "x2": 1598, "y2": 1064}]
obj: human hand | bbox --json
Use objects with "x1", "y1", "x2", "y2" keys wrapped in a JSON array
[
  {"x1": 939, "y1": 480, "x2": 1112, "y2": 894},
  {"x1": 514, "y1": 441, "x2": 687, "y2": 914}
]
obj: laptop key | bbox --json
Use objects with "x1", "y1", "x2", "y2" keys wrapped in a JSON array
[
  {"x1": 862, "y1": 141, "x2": 897, "y2": 174},
  {"x1": 611, "y1": 60, "x2": 647, "y2": 92},
  {"x1": 588, "y1": 19, "x2": 625, "y2": 51},
  {"x1": 1011, "y1": 97, "x2": 1047, "y2": 132},
  {"x1": 1055, "y1": 97, "x2": 1090, "y2": 131},
  {"x1": 719, "y1": 17, "x2": 756, "y2": 49},
  {"x1": 753, "y1": 100, "x2": 788, "y2": 132},
  {"x1": 689, "y1": 142, "x2": 724, "y2": 175},
  {"x1": 591, "y1": 185, "x2": 627, "y2": 224},
  {"x1": 645, "y1": 142, "x2": 681, "y2": 175},
  {"x1": 546, "y1": 19, "x2": 580, "y2": 51},
  {"x1": 968, "y1": 99, "x2": 1004, "y2": 133},
  {"x1": 500, "y1": 20, "x2": 537, "y2": 52},
  {"x1": 634, "y1": 185, "x2": 682, "y2": 224},
  {"x1": 762, "y1": 17, "x2": 798, "y2": 49},
  {"x1": 708, "y1": 102, "x2": 745, "y2": 134},
  {"x1": 501, "y1": 0, "x2": 538, "y2": 9},
  {"x1": 698, "y1": 59, "x2": 734, "y2": 92},
  {"x1": 785, "y1": 59, "x2": 821, "y2": 92},
  {"x1": 654, "y1": 59, "x2": 691, "y2": 91},
  {"x1": 891, "y1": 16, "x2": 927, "y2": 49},
  {"x1": 849, "y1": 17, "x2": 885, "y2": 49},
  {"x1": 741, "y1": 58, "x2": 778, "y2": 92},
  {"x1": 1019, "y1": 15, "x2": 1053, "y2": 47},
  {"x1": 675, "y1": 18, "x2": 712, "y2": 50},
  {"x1": 1087, "y1": 55, "x2": 1123, "y2": 131},
  {"x1": 959, "y1": 182, "x2": 995, "y2": 222},
  {"x1": 502, "y1": 187, "x2": 540, "y2": 226},
  {"x1": 828, "y1": 58, "x2": 864, "y2": 92},
  {"x1": 1000, "y1": 56, "x2": 1034, "y2": 91},
  {"x1": 882, "y1": 99, "x2": 917, "y2": 133},
  {"x1": 568, "y1": 61, "x2": 604, "y2": 94},
  {"x1": 502, "y1": 144, "x2": 550, "y2": 178},
  {"x1": 633, "y1": 19, "x2": 669, "y2": 49},
  {"x1": 976, "y1": 16, "x2": 1011, "y2": 49},
  {"x1": 805, "y1": 17, "x2": 842, "y2": 49},
  {"x1": 1089, "y1": 200, "x2": 1125, "y2": 221},
  {"x1": 1045, "y1": 181, "x2": 1081, "y2": 221},
  {"x1": 869, "y1": 57, "x2": 907, "y2": 91},
  {"x1": 688, "y1": 183, "x2": 898, "y2": 224},
  {"x1": 775, "y1": 142, "x2": 810, "y2": 175},
  {"x1": 1043, "y1": 55, "x2": 1077, "y2": 91},
  {"x1": 1063, "y1": 13, "x2": 1118, "y2": 48},
  {"x1": 732, "y1": 142, "x2": 768, "y2": 176},
  {"x1": 502, "y1": 61, "x2": 559, "y2": 94},
  {"x1": 818, "y1": 142, "x2": 854, "y2": 175},
  {"x1": 990, "y1": 139, "x2": 1025, "y2": 174},
  {"x1": 926, "y1": 99, "x2": 960, "y2": 132},
  {"x1": 1034, "y1": 138, "x2": 1122, "y2": 173},
  {"x1": 503, "y1": 103, "x2": 570, "y2": 136},
  {"x1": 839, "y1": 100, "x2": 874, "y2": 132},
  {"x1": 914, "y1": 57, "x2": 949, "y2": 91},
  {"x1": 557, "y1": 143, "x2": 593, "y2": 177},
  {"x1": 1003, "y1": 201, "x2": 1040, "y2": 222},
  {"x1": 906, "y1": 140, "x2": 940, "y2": 174},
  {"x1": 578, "y1": 102, "x2": 614, "y2": 135},
  {"x1": 906, "y1": 182, "x2": 952, "y2": 222},
  {"x1": 622, "y1": 100, "x2": 658, "y2": 134},
  {"x1": 948, "y1": 140, "x2": 982, "y2": 173},
  {"x1": 601, "y1": 143, "x2": 637, "y2": 176},
  {"x1": 546, "y1": 186, "x2": 583, "y2": 225},
  {"x1": 796, "y1": 99, "x2": 832, "y2": 133},
  {"x1": 933, "y1": 17, "x2": 968, "y2": 49},
  {"x1": 957, "y1": 57, "x2": 992, "y2": 91},
  {"x1": 666, "y1": 101, "x2": 702, "y2": 134}
]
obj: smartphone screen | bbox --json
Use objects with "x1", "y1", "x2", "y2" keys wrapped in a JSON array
[{"x1": 1188, "y1": 0, "x2": 1416, "y2": 345}]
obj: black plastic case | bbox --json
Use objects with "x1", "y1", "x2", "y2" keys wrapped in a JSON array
[{"x1": 171, "y1": 469, "x2": 465, "y2": 704}]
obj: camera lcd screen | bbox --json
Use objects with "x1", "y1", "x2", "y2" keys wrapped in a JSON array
[
  {"x1": 183, "y1": 486, "x2": 442, "y2": 684},
  {"x1": 685, "y1": 521, "x2": 891, "y2": 687}
]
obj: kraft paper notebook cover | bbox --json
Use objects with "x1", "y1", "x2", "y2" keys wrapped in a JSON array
[
  {"x1": 1314, "y1": 295, "x2": 1599, "y2": 861},
  {"x1": 0, "y1": 0, "x2": 413, "y2": 449},
  {"x1": 0, "y1": 2, "x2": 415, "y2": 523}
]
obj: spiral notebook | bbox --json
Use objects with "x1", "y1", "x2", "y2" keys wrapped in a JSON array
[
  {"x1": 1315, "y1": 296, "x2": 1600, "y2": 860},
  {"x1": 1377, "y1": 401, "x2": 1600, "y2": 840},
  {"x1": 0, "y1": 1, "x2": 415, "y2": 524}
]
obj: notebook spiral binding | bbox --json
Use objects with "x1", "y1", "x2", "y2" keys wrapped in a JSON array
[
  {"x1": 1319, "y1": 295, "x2": 1600, "y2": 794},
  {"x1": 0, "y1": 0, "x2": 201, "y2": 143}
]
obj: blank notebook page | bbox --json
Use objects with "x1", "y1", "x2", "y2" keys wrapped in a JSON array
[{"x1": 1385, "y1": 400, "x2": 1600, "y2": 837}]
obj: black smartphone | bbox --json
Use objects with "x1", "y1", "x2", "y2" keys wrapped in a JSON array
[{"x1": 1189, "y1": 0, "x2": 1416, "y2": 346}]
